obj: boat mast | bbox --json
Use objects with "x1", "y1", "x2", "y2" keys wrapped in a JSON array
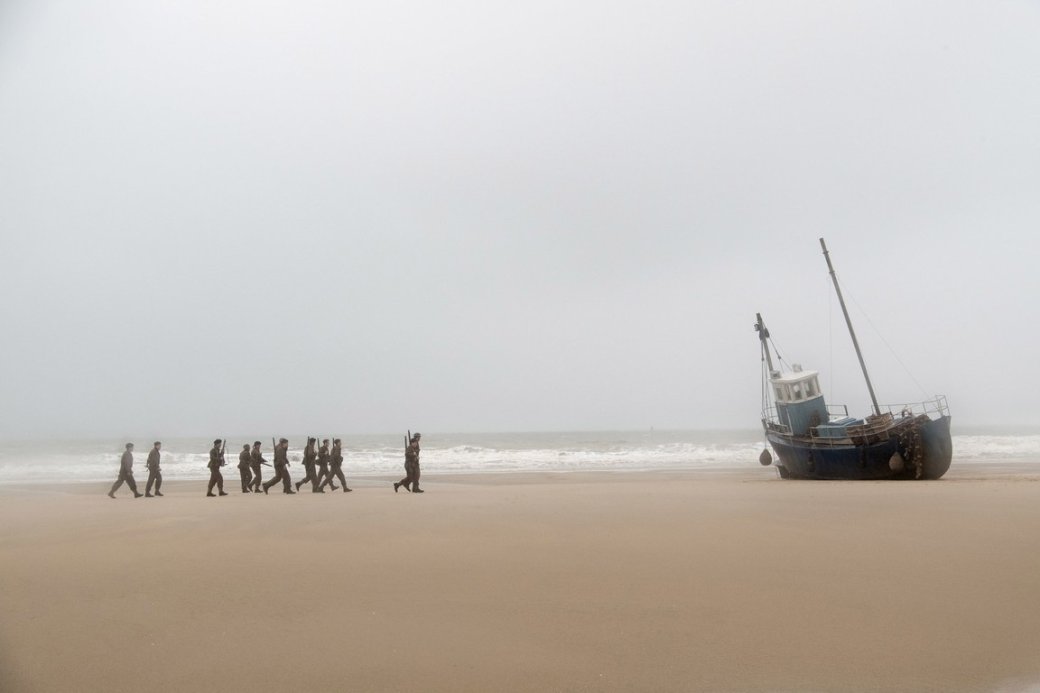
[
  {"x1": 819, "y1": 238, "x2": 881, "y2": 417},
  {"x1": 755, "y1": 313, "x2": 775, "y2": 375}
]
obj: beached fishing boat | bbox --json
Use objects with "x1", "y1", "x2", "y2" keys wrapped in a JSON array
[{"x1": 755, "y1": 239, "x2": 952, "y2": 480}]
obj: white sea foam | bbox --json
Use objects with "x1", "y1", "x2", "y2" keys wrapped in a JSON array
[{"x1": 0, "y1": 430, "x2": 1036, "y2": 484}]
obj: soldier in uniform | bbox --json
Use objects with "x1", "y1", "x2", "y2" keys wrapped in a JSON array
[
  {"x1": 394, "y1": 432, "x2": 423, "y2": 493},
  {"x1": 237, "y1": 444, "x2": 252, "y2": 493},
  {"x1": 145, "y1": 441, "x2": 163, "y2": 497},
  {"x1": 108, "y1": 442, "x2": 143, "y2": 498},
  {"x1": 314, "y1": 439, "x2": 333, "y2": 492},
  {"x1": 263, "y1": 438, "x2": 295, "y2": 494},
  {"x1": 295, "y1": 437, "x2": 319, "y2": 492},
  {"x1": 206, "y1": 439, "x2": 228, "y2": 497},
  {"x1": 319, "y1": 438, "x2": 351, "y2": 492},
  {"x1": 249, "y1": 441, "x2": 267, "y2": 492}
]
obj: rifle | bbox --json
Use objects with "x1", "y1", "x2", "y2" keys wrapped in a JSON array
[{"x1": 220, "y1": 438, "x2": 227, "y2": 466}]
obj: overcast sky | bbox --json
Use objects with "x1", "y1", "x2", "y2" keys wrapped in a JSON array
[{"x1": 1, "y1": 1, "x2": 1038, "y2": 438}]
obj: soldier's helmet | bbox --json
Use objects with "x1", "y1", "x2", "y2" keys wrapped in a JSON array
[
  {"x1": 253, "y1": 441, "x2": 262, "y2": 446},
  {"x1": 153, "y1": 441, "x2": 161, "y2": 447},
  {"x1": 333, "y1": 438, "x2": 341, "y2": 444},
  {"x1": 214, "y1": 438, "x2": 222, "y2": 445},
  {"x1": 125, "y1": 443, "x2": 134, "y2": 449},
  {"x1": 279, "y1": 438, "x2": 288, "y2": 444}
]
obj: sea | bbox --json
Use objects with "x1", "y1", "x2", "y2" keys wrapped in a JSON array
[{"x1": 1, "y1": 427, "x2": 1038, "y2": 485}]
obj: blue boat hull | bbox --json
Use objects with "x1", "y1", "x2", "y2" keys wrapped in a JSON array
[{"x1": 766, "y1": 415, "x2": 952, "y2": 480}]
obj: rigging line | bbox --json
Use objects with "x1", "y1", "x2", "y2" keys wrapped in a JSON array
[
  {"x1": 760, "y1": 352, "x2": 772, "y2": 446},
  {"x1": 832, "y1": 272, "x2": 930, "y2": 399},
  {"x1": 764, "y1": 333, "x2": 787, "y2": 372},
  {"x1": 828, "y1": 273, "x2": 834, "y2": 404},
  {"x1": 765, "y1": 339, "x2": 783, "y2": 370},
  {"x1": 761, "y1": 345, "x2": 770, "y2": 415}
]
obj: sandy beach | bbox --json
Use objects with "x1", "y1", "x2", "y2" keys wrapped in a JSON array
[{"x1": 2, "y1": 465, "x2": 1040, "y2": 692}]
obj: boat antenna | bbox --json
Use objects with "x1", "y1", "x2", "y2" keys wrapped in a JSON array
[{"x1": 819, "y1": 238, "x2": 881, "y2": 417}]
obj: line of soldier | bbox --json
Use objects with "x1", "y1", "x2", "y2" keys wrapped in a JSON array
[{"x1": 108, "y1": 432, "x2": 424, "y2": 498}]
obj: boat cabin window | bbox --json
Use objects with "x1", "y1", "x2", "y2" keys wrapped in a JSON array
[{"x1": 773, "y1": 375, "x2": 821, "y2": 403}]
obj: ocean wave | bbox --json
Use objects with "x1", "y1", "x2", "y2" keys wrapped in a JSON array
[{"x1": 0, "y1": 433, "x2": 1036, "y2": 484}]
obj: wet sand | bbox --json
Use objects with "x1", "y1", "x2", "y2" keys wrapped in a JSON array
[{"x1": 2, "y1": 464, "x2": 1040, "y2": 692}]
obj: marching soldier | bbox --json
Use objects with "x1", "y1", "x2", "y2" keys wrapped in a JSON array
[
  {"x1": 207, "y1": 439, "x2": 228, "y2": 497},
  {"x1": 145, "y1": 441, "x2": 163, "y2": 497},
  {"x1": 263, "y1": 438, "x2": 295, "y2": 494},
  {"x1": 315, "y1": 439, "x2": 333, "y2": 491},
  {"x1": 319, "y1": 438, "x2": 351, "y2": 492},
  {"x1": 108, "y1": 442, "x2": 143, "y2": 498},
  {"x1": 394, "y1": 432, "x2": 423, "y2": 493},
  {"x1": 237, "y1": 444, "x2": 252, "y2": 493},
  {"x1": 249, "y1": 441, "x2": 267, "y2": 492},
  {"x1": 295, "y1": 437, "x2": 319, "y2": 492}
]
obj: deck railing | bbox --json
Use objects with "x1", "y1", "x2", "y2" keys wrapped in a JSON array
[
  {"x1": 877, "y1": 395, "x2": 949, "y2": 420},
  {"x1": 761, "y1": 396, "x2": 949, "y2": 440}
]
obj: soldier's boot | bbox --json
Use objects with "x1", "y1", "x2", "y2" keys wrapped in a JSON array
[
  {"x1": 207, "y1": 492, "x2": 216, "y2": 497},
  {"x1": 155, "y1": 491, "x2": 163, "y2": 497},
  {"x1": 108, "y1": 491, "x2": 116, "y2": 499},
  {"x1": 412, "y1": 482, "x2": 424, "y2": 493},
  {"x1": 134, "y1": 492, "x2": 144, "y2": 498},
  {"x1": 145, "y1": 493, "x2": 153, "y2": 497}
]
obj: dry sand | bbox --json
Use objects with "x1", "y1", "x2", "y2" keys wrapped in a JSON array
[{"x1": 2, "y1": 465, "x2": 1040, "y2": 692}]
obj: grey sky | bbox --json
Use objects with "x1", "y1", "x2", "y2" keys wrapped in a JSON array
[{"x1": 1, "y1": 1, "x2": 1038, "y2": 437}]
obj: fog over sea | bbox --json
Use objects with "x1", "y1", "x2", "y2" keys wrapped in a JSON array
[{"x1": 1, "y1": 428, "x2": 1038, "y2": 485}]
